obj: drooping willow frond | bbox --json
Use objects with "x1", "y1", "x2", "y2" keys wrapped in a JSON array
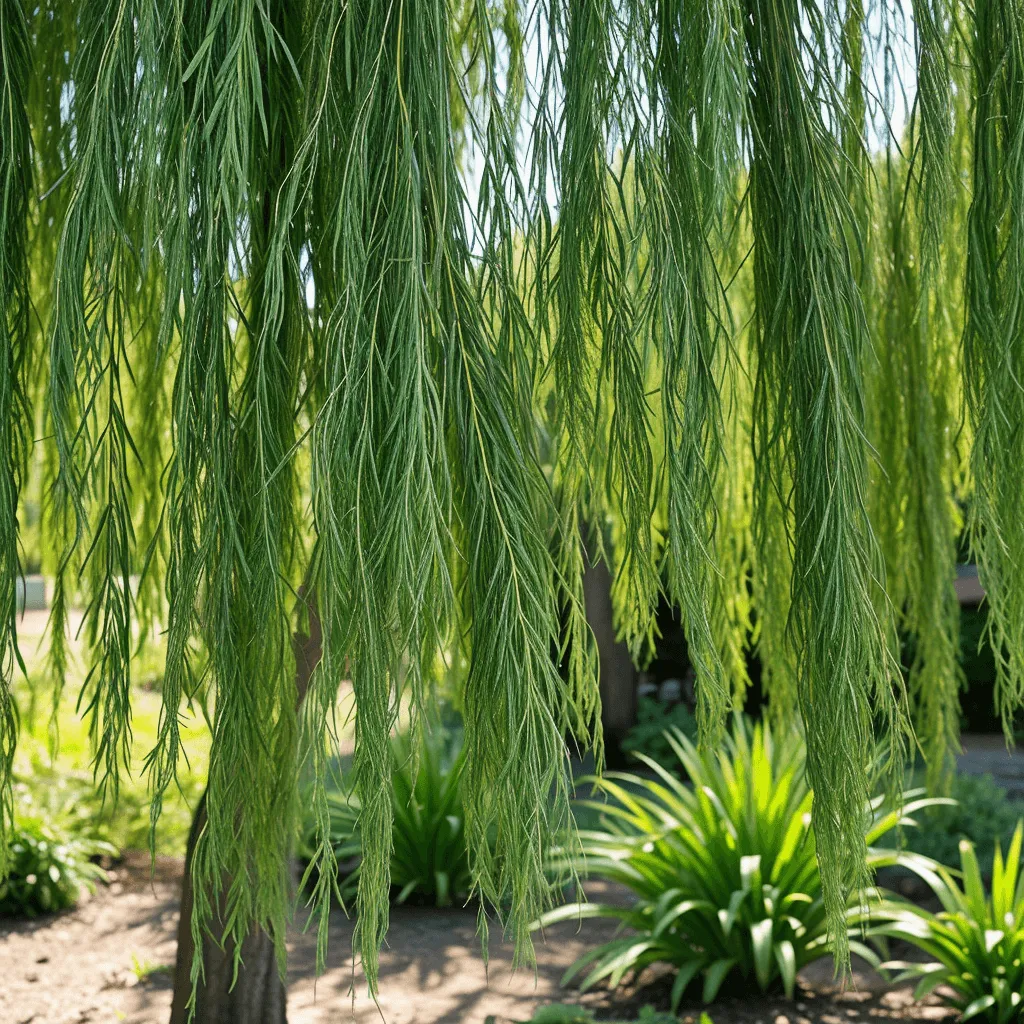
[
  {"x1": 864, "y1": 5, "x2": 971, "y2": 791},
  {"x1": 721, "y1": 199, "x2": 799, "y2": 731},
  {"x1": 0, "y1": 0, "x2": 32, "y2": 872},
  {"x1": 47, "y1": 0, "x2": 144, "y2": 805},
  {"x1": 711, "y1": 268, "x2": 756, "y2": 707},
  {"x1": 1, "y1": 0, "x2": 1023, "y2": 1009},
  {"x1": 306, "y1": 0, "x2": 458, "y2": 985},
  {"x1": 137, "y1": 1, "x2": 310, "y2": 996},
  {"x1": 868, "y1": 157, "x2": 964, "y2": 794},
  {"x1": 744, "y1": 0, "x2": 910, "y2": 964},
  {"x1": 646, "y1": 0, "x2": 743, "y2": 741},
  {"x1": 964, "y1": 0, "x2": 1024, "y2": 737},
  {"x1": 547, "y1": 0, "x2": 662, "y2": 661},
  {"x1": 910, "y1": 0, "x2": 954, "y2": 268},
  {"x1": 905, "y1": 0, "x2": 961, "y2": 795}
]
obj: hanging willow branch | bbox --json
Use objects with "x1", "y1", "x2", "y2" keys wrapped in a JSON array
[
  {"x1": 869, "y1": 158, "x2": 963, "y2": 795},
  {"x1": 0, "y1": 0, "x2": 31, "y2": 873},
  {"x1": 549, "y1": 0, "x2": 662, "y2": 661},
  {"x1": 47, "y1": 0, "x2": 144, "y2": 805},
  {"x1": 744, "y1": 0, "x2": 909, "y2": 966},
  {"x1": 905, "y1": 0, "x2": 961, "y2": 796},
  {"x1": 965, "y1": 0, "x2": 1024, "y2": 737},
  {"x1": 645, "y1": 0, "x2": 740, "y2": 741},
  {"x1": 1, "y1": 0, "x2": 1023, "y2": 1009},
  {"x1": 864, "y1": 7, "x2": 966, "y2": 793},
  {"x1": 911, "y1": 0, "x2": 954, "y2": 266}
]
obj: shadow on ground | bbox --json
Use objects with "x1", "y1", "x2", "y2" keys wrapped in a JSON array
[{"x1": 0, "y1": 855, "x2": 957, "y2": 1024}]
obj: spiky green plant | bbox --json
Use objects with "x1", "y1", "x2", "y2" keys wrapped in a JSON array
[
  {"x1": 868, "y1": 824, "x2": 1024, "y2": 1023},
  {"x1": 537, "y1": 720, "x2": 944, "y2": 1008},
  {"x1": 299, "y1": 726, "x2": 474, "y2": 908}
]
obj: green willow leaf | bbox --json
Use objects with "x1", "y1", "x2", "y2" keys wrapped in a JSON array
[
  {"x1": 0, "y1": 0, "x2": 32, "y2": 874},
  {"x1": 964, "y1": 0, "x2": 1024, "y2": 738},
  {"x1": 743, "y1": 0, "x2": 911, "y2": 968},
  {"x1": 0, "y1": 0, "x2": 1020, "y2": 1012}
]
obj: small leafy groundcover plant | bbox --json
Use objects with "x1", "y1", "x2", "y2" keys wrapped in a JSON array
[
  {"x1": 537, "y1": 718, "x2": 941, "y2": 1009},
  {"x1": 300, "y1": 725, "x2": 472, "y2": 907},
  {"x1": 0, "y1": 816, "x2": 114, "y2": 917},
  {"x1": 867, "y1": 822, "x2": 1024, "y2": 1024},
  {"x1": 12, "y1": 758, "x2": 203, "y2": 855}
]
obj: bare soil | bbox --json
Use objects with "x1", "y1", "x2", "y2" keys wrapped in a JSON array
[{"x1": 0, "y1": 855, "x2": 957, "y2": 1024}]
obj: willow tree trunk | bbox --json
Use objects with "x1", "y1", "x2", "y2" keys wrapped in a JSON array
[
  {"x1": 582, "y1": 549, "x2": 637, "y2": 763},
  {"x1": 169, "y1": 793, "x2": 288, "y2": 1024},
  {"x1": 169, "y1": 596, "x2": 322, "y2": 1024}
]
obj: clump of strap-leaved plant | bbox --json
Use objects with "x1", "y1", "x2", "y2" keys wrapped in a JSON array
[
  {"x1": 536, "y1": 718, "x2": 947, "y2": 1008},
  {"x1": 867, "y1": 824, "x2": 1024, "y2": 1023},
  {"x1": 1, "y1": 0, "x2": 1023, "y2": 1018},
  {"x1": 299, "y1": 724, "x2": 474, "y2": 910}
]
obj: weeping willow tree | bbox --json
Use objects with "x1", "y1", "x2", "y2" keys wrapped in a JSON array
[{"x1": 1, "y1": 0, "x2": 1023, "y2": 1018}]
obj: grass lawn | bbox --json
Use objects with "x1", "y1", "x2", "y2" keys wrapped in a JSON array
[
  {"x1": 9, "y1": 604, "x2": 362, "y2": 855},
  {"x1": 10, "y1": 608, "x2": 210, "y2": 855}
]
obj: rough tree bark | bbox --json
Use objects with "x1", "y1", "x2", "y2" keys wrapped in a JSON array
[
  {"x1": 581, "y1": 549, "x2": 637, "y2": 764},
  {"x1": 169, "y1": 594, "x2": 322, "y2": 1024},
  {"x1": 168, "y1": 792, "x2": 287, "y2": 1024}
]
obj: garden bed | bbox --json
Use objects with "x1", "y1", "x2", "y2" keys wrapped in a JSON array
[
  {"x1": 0, "y1": 857, "x2": 957, "y2": 1024},
  {"x1": 528, "y1": 958, "x2": 958, "y2": 1024}
]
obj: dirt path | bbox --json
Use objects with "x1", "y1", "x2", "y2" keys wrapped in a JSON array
[
  {"x1": 0, "y1": 855, "x2": 955, "y2": 1024},
  {"x1": 0, "y1": 854, "x2": 627, "y2": 1024}
]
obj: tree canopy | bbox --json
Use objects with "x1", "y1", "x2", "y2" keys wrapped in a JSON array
[{"x1": 1, "y1": 0, "x2": 1022, "y2": 1002}]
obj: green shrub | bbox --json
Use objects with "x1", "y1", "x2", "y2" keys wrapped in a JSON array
[
  {"x1": 538, "y1": 717, "x2": 938, "y2": 1009},
  {"x1": 880, "y1": 772, "x2": 1024, "y2": 871},
  {"x1": 621, "y1": 697, "x2": 697, "y2": 770},
  {"x1": 868, "y1": 823, "x2": 1024, "y2": 1024},
  {"x1": 300, "y1": 725, "x2": 472, "y2": 906},
  {"x1": 12, "y1": 760, "x2": 203, "y2": 854},
  {"x1": 0, "y1": 817, "x2": 114, "y2": 917}
]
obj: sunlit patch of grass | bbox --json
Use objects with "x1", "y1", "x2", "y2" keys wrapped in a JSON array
[
  {"x1": 11, "y1": 611, "x2": 209, "y2": 855},
  {"x1": 130, "y1": 953, "x2": 172, "y2": 982}
]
